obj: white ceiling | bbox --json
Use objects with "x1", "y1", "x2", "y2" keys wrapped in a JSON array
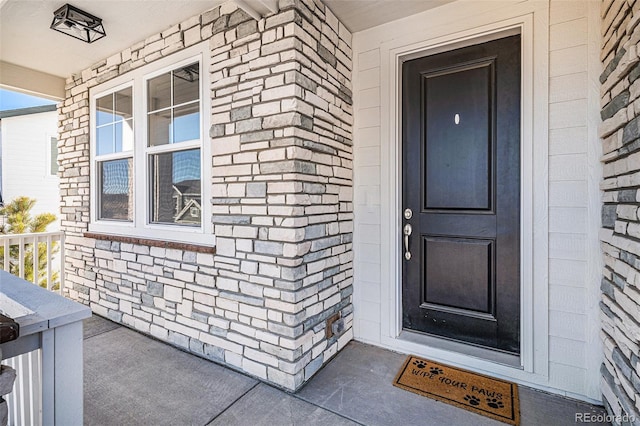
[
  {"x1": 0, "y1": 0, "x2": 451, "y2": 85},
  {"x1": 324, "y1": 0, "x2": 454, "y2": 33}
]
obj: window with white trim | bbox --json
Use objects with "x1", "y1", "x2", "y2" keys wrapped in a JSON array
[
  {"x1": 95, "y1": 86, "x2": 133, "y2": 221},
  {"x1": 146, "y1": 62, "x2": 201, "y2": 226},
  {"x1": 89, "y1": 43, "x2": 211, "y2": 244},
  {"x1": 48, "y1": 136, "x2": 59, "y2": 176}
]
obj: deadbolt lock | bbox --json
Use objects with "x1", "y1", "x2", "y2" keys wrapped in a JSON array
[{"x1": 404, "y1": 208, "x2": 413, "y2": 220}]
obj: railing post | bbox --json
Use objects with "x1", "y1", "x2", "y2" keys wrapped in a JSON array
[
  {"x1": 18, "y1": 236, "x2": 24, "y2": 280},
  {"x1": 3, "y1": 237, "x2": 8, "y2": 273},
  {"x1": 59, "y1": 233, "x2": 65, "y2": 295},
  {"x1": 33, "y1": 235, "x2": 39, "y2": 286},
  {"x1": 46, "y1": 235, "x2": 52, "y2": 292}
]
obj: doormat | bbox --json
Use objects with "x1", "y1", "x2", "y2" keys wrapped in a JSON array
[{"x1": 393, "y1": 356, "x2": 520, "y2": 425}]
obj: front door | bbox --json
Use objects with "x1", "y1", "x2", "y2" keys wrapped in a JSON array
[{"x1": 402, "y1": 35, "x2": 521, "y2": 354}]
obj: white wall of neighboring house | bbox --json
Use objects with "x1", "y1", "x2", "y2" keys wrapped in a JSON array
[
  {"x1": 0, "y1": 108, "x2": 60, "y2": 230},
  {"x1": 351, "y1": 0, "x2": 602, "y2": 402}
]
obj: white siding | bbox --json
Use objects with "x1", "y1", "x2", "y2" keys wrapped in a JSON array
[
  {"x1": 353, "y1": 45, "x2": 382, "y2": 343},
  {"x1": 351, "y1": 0, "x2": 602, "y2": 401},
  {"x1": 1, "y1": 111, "x2": 60, "y2": 229},
  {"x1": 547, "y1": 0, "x2": 602, "y2": 399}
]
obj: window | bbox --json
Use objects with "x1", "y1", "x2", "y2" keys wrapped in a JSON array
[
  {"x1": 49, "y1": 136, "x2": 59, "y2": 176},
  {"x1": 95, "y1": 87, "x2": 133, "y2": 221},
  {"x1": 146, "y1": 63, "x2": 201, "y2": 227},
  {"x1": 89, "y1": 43, "x2": 211, "y2": 244}
]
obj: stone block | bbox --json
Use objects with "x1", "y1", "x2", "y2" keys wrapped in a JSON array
[
  {"x1": 252, "y1": 101, "x2": 281, "y2": 117},
  {"x1": 237, "y1": 20, "x2": 258, "y2": 39},
  {"x1": 246, "y1": 182, "x2": 267, "y2": 197},
  {"x1": 603, "y1": 91, "x2": 630, "y2": 120},
  {"x1": 230, "y1": 105, "x2": 252, "y2": 122},
  {"x1": 213, "y1": 15, "x2": 230, "y2": 34},
  {"x1": 147, "y1": 281, "x2": 164, "y2": 296},
  {"x1": 617, "y1": 204, "x2": 638, "y2": 220},
  {"x1": 202, "y1": 7, "x2": 221, "y2": 26},
  {"x1": 184, "y1": 26, "x2": 201, "y2": 47},
  {"x1": 304, "y1": 354, "x2": 323, "y2": 380},
  {"x1": 213, "y1": 135, "x2": 241, "y2": 155},
  {"x1": 164, "y1": 286, "x2": 182, "y2": 302},
  {"x1": 228, "y1": 8, "x2": 253, "y2": 27},
  {"x1": 623, "y1": 114, "x2": 640, "y2": 144},
  {"x1": 236, "y1": 118, "x2": 263, "y2": 133},
  {"x1": 601, "y1": 48, "x2": 627, "y2": 84},
  {"x1": 317, "y1": 44, "x2": 337, "y2": 67}
]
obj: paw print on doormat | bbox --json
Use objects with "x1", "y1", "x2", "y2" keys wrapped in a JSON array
[
  {"x1": 486, "y1": 398, "x2": 504, "y2": 409},
  {"x1": 412, "y1": 359, "x2": 427, "y2": 369},
  {"x1": 429, "y1": 367, "x2": 444, "y2": 375},
  {"x1": 464, "y1": 395, "x2": 481, "y2": 406}
]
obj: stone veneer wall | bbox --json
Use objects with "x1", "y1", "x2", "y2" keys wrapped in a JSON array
[
  {"x1": 58, "y1": 0, "x2": 353, "y2": 391},
  {"x1": 600, "y1": 0, "x2": 640, "y2": 421}
]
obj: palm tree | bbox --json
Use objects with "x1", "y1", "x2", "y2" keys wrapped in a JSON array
[{"x1": 0, "y1": 196, "x2": 58, "y2": 288}]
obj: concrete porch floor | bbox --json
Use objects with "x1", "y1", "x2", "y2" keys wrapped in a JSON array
[{"x1": 83, "y1": 315, "x2": 608, "y2": 425}]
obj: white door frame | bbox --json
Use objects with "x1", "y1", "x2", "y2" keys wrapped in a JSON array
[{"x1": 377, "y1": 1, "x2": 552, "y2": 387}]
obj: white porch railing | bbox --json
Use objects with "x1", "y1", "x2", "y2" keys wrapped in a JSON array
[
  {"x1": 0, "y1": 231, "x2": 66, "y2": 426},
  {"x1": 0, "y1": 231, "x2": 65, "y2": 293}
]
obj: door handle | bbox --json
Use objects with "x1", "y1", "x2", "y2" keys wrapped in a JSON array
[{"x1": 403, "y1": 223, "x2": 412, "y2": 260}]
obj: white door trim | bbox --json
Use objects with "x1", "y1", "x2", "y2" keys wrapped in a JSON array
[{"x1": 377, "y1": 1, "x2": 552, "y2": 387}]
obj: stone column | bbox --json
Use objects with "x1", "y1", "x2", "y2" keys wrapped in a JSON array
[{"x1": 600, "y1": 0, "x2": 640, "y2": 422}]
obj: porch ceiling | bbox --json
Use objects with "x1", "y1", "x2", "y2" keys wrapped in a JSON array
[
  {"x1": 0, "y1": 0, "x2": 452, "y2": 99},
  {"x1": 323, "y1": 0, "x2": 455, "y2": 33}
]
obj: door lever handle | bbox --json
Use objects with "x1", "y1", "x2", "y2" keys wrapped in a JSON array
[{"x1": 403, "y1": 223, "x2": 412, "y2": 260}]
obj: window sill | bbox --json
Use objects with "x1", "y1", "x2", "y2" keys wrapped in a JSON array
[{"x1": 83, "y1": 232, "x2": 216, "y2": 254}]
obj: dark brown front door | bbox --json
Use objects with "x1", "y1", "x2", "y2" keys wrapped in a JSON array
[{"x1": 402, "y1": 35, "x2": 521, "y2": 354}]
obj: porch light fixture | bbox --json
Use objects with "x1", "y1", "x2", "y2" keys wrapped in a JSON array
[{"x1": 50, "y1": 4, "x2": 106, "y2": 44}]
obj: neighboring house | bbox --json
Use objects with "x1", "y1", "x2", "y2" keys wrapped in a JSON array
[
  {"x1": 0, "y1": 105, "x2": 59, "y2": 227},
  {"x1": 173, "y1": 180, "x2": 202, "y2": 225},
  {"x1": 2, "y1": 0, "x2": 640, "y2": 423}
]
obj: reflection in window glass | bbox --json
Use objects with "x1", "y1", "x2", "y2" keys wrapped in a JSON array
[
  {"x1": 173, "y1": 63, "x2": 199, "y2": 105},
  {"x1": 173, "y1": 104, "x2": 200, "y2": 143},
  {"x1": 96, "y1": 95, "x2": 113, "y2": 126},
  {"x1": 147, "y1": 73, "x2": 171, "y2": 111},
  {"x1": 147, "y1": 62, "x2": 200, "y2": 147},
  {"x1": 96, "y1": 125, "x2": 114, "y2": 156},
  {"x1": 148, "y1": 109, "x2": 172, "y2": 147},
  {"x1": 150, "y1": 149, "x2": 201, "y2": 226},
  {"x1": 115, "y1": 120, "x2": 134, "y2": 152},
  {"x1": 95, "y1": 87, "x2": 133, "y2": 155},
  {"x1": 99, "y1": 158, "x2": 133, "y2": 221},
  {"x1": 115, "y1": 89, "x2": 133, "y2": 120}
]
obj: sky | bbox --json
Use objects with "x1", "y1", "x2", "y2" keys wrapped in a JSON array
[{"x1": 0, "y1": 89, "x2": 57, "y2": 112}]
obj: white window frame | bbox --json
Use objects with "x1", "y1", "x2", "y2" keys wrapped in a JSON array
[
  {"x1": 89, "y1": 42, "x2": 213, "y2": 245},
  {"x1": 45, "y1": 133, "x2": 59, "y2": 179},
  {"x1": 93, "y1": 80, "x2": 135, "y2": 223}
]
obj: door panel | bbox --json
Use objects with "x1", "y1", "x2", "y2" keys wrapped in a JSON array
[
  {"x1": 402, "y1": 35, "x2": 521, "y2": 354},
  {"x1": 424, "y1": 62, "x2": 493, "y2": 211},
  {"x1": 423, "y1": 237, "x2": 494, "y2": 314}
]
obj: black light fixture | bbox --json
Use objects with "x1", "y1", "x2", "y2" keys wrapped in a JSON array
[{"x1": 50, "y1": 4, "x2": 106, "y2": 44}]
